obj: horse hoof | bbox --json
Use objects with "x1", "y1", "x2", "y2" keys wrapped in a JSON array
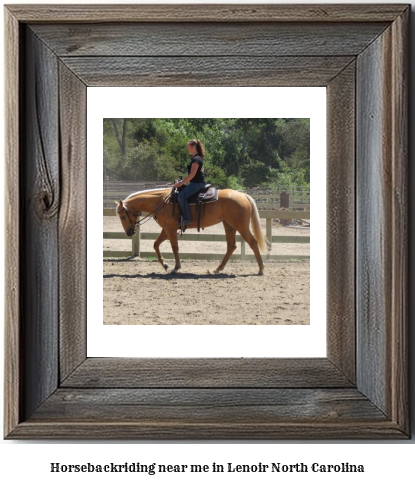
[
  {"x1": 258, "y1": 269, "x2": 264, "y2": 276},
  {"x1": 213, "y1": 268, "x2": 222, "y2": 274},
  {"x1": 170, "y1": 269, "x2": 178, "y2": 275},
  {"x1": 163, "y1": 263, "x2": 169, "y2": 271}
]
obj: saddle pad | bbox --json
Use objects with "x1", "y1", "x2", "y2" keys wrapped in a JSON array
[{"x1": 188, "y1": 186, "x2": 219, "y2": 205}]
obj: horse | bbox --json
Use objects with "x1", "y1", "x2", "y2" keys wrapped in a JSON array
[{"x1": 115, "y1": 187, "x2": 271, "y2": 275}]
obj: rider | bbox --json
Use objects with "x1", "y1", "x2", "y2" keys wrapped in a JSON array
[{"x1": 173, "y1": 139, "x2": 206, "y2": 227}]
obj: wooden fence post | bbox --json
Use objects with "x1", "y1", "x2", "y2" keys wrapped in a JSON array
[
  {"x1": 280, "y1": 191, "x2": 289, "y2": 208},
  {"x1": 132, "y1": 226, "x2": 141, "y2": 256},
  {"x1": 266, "y1": 218, "x2": 272, "y2": 247},
  {"x1": 241, "y1": 239, "x2": 246, "y2": 260}
]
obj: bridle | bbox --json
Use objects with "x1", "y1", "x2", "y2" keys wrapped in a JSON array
[
  {"x1": 117, "y1": 206, "x2": 141, "y2": 236},
  {"x1": 117, "y1": 191, "x2": 172, "y2": 236}
]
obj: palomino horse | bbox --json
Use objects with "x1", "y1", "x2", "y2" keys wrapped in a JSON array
[{"x1": 116, "y1": 188, "x2": 271, "y2": 275}]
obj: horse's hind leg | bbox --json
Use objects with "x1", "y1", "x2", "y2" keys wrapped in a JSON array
[
  {"x1": 238, "y1": 227, "x2": 265, "y2": 275},
  {"x1": 153, "y1": 228, "x2": 169, "y2": 271},
  {"x1": 214, "y1": 222, "x2": 237, "y2": 273}
]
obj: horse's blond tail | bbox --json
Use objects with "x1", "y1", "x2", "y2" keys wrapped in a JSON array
[{"x1": 245, "y1": 194, "x2": 271, "y2": 254}]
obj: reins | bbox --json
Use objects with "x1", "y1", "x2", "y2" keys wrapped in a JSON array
[{"x1": 120, "y1": 190, "x2": 172, "y2": 230}]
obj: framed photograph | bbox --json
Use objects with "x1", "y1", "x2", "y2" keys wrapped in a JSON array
[
  {"x1": 93, "y1": 92, "x2": 324, "y2": 357},
  {"x1": 4, "y1": 4, "x2": 409, "y2": 439}
]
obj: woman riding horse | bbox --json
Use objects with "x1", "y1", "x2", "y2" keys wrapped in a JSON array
[
  {"x1": 116, "y1": 138, "x2": 271, "y2": 274},
  {"x1": 173, "y1": 139, "x2": 206, "y2": 227}
]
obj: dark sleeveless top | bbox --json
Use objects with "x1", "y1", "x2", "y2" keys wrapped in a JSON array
[{"x1": 187, "y1": 153, "x2": 205, "y2": 184}]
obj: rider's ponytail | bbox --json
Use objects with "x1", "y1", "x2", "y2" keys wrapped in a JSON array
[{"x1": 188, "y1": 139, "x2": 206, "y2": 159}]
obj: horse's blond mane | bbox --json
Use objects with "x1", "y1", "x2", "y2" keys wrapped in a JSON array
[
  {"x1": 125, "y1": 187, "x2": 170, "y2": 201},
  {"x1": 123, "y1": 187, "x2": 170, "y2": 210}
]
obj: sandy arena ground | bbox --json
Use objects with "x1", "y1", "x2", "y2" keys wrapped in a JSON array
[
  {"x1": 104, "y1": 259, "x2": 309, "y2": 325},
  {"x1": 104, "y1": 217, "x2": 310, "y2": 325}
]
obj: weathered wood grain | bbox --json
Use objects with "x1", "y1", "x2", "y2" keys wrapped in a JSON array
[
  {"x1": 356, "y1": 31, "x2": 390, "y2": 416},
  {"x1": 4, "y1": 6, "x2": 21, "y2": 438},
  {"x1": 6, "y1": 4, "x2": 409, "y2": 23},
  {"x1": 31, "y1": 22, "x2": 388, "y2": 57},
  {"x1": 20, "y1": 28, "x2": 60, "y2": 420},
  {"x1": 62, "y1": 358, "x2": 352, "y2": 388},
  {"x1": 4, "y1": 4, "x2": 410, "y2": 440},
  {"x1": 32, "y1": 388, "x2": 386, "y2": 422},
  {"x1": 8, "y1": 421, "x2": 406, "y2": 441},
  {"x1": 61, "y1": 56, "x2": 354, "y2": 87},
  {"x1": 326, "y1": 62, "x2": 356, "y2": 383},
  {"x1": 58, "y1": 62, "x2": 87, "y2": 381},
  {"x1": 389, "y1": 8, "x2": 409, "y2": 433},
  {"x1": 356, "y1": 16, "x2": 408, "y2": 424}
]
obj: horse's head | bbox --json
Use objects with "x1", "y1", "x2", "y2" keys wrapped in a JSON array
[{"x1": 115, "y1": 199, "x2": 137, "y2": 237}]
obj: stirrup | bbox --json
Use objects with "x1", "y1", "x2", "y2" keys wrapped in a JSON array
[
  {"x1": 178, "y1": 217, "x2": 191, "y2": 227},
  {"x1": 178, "y1": 217, "x2": 191, "y2": 235}
]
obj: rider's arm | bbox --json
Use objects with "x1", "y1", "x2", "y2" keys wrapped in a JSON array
[{"x1": 174, "y1": 162, "x2": 199, "y2": 187}]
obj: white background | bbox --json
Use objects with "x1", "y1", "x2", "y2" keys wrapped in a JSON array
[
  {"x1": 1, "y1": 0, "x2": 414, "y2": 486},
  {"x1": 87, "y1": 86, "x2": 326, "y2": 357}
]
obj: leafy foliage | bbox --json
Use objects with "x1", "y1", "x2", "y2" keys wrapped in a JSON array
[{"x1": 103, "y1": 118, "x2": 310, "y2": 189}]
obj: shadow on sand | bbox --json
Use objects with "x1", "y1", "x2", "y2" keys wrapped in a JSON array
[{"x1": 103, "y1": 271, "x2": 240, "y2": 280}]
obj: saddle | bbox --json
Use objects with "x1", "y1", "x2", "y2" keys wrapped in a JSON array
[
  {"x1": 170, "y1": 184, "x2": 218, "y2": 205},
  {"x1": 170, "y1": 184, "x2": 219, "y2": 233},
  {"x1": 187, "y1": 184, "x2": 218, "y2": 204}
]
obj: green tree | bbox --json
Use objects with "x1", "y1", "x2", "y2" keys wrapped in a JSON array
[
  {"x1": 103, "y1": 117, "x2": 310, "y2": 189},
  {"x1": 119, "y1": 140, "x2": 176, "y2": 181}
]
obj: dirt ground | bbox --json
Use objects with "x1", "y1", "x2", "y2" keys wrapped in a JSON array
[
  {"x1": 103, "y1": 216, "x2": 310, "y2": 325},
  {"x1": 104, "y1": 260, "x2": 310, "y2": 325}
]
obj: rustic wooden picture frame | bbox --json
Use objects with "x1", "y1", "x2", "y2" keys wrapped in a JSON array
[{"x1": 4, "y1": 4, "x2": 409, "y2": 439}]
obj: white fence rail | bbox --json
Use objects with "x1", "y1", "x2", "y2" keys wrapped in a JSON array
[{"x1": 104, "y1": 209, "x2": 310, "y2": 261}]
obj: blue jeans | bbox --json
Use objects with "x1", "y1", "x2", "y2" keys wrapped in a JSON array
[{"x1": 178, "y1": 182, "x2": 205, "y2": 221}]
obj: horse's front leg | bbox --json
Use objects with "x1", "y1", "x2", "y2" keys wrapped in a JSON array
[
  {"x1": 153, "y1": 228, "x2": 169, "y2": 271},
  {"x1": 165, "y1": 227, "x2": 181, "y2": 274}
]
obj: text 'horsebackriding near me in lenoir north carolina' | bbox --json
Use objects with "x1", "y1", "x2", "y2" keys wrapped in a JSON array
[{"x1": 116, "y1": 139, "x2": 271, "y2": 275}]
